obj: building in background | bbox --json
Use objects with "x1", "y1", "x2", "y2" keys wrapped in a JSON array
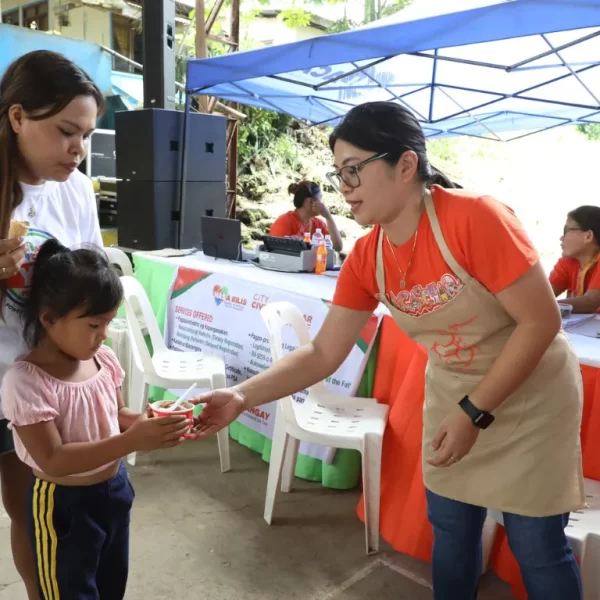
[{"x1": 1, "y1": 0, "x2": 339, "y2": 77}]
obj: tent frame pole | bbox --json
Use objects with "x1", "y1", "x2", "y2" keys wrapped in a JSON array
[{"x1": 178, "y1": 93, "x2": 193, "y2": 249}]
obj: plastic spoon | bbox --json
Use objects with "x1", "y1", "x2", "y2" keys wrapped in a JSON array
[{"x1": 166, "y1": 383, "x2": 197, "y2": 412}]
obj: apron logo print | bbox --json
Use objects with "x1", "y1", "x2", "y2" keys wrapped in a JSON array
[
  {"x1": 431, "y1": 330, "x2": 479, "y2": 369},
  {"x1": 213, "y1": 285, "x2": 228, "y2": 306}
]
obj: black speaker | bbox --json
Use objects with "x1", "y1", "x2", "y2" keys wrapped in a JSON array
[
  {"x1": 142, "y1": 0, "x2": 176, "y2": 110},
  {"x1": 115, "y1": 109, "x2": 228, "y2": 250},
  {"x1": 117, "y1": 181, "x2": 226, "y2": 250},
  {"x1": 115, "y1": 109, "x2": 226, "y2": 182}
]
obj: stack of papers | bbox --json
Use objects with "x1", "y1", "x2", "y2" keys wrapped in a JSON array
[{"x1": 563, "y1": 314, "x2": 600, "y2": 338}]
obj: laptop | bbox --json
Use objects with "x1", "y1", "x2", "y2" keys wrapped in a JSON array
[{"x1": 200, "y1": 216, "x2": 242, "y2": 260}]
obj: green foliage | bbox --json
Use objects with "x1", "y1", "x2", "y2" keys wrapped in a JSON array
[
  {"x1": 237, "y1": 106, "x2": 295, "y2": 165},
  {"x1": 329, "y1": 0, "x2": 411, "y2": 33},
  {"x1": 577, "y1": 123, "x2": 600, "y2": 141},
  {"x1": 379, "y1": 0, "x2": 412, "y2": 19},
  {"x1": 328, "y1": 17, "x2": 358, "y2": 33},
  {"x1": 278, "y1": 8, "x2": 312, "y2": 28}
]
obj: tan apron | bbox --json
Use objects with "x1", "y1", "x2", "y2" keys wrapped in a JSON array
[{"x1": 376, "y1": 190, "x2": 584, "y2": 516}]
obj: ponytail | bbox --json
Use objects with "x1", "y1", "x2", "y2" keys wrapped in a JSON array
[
  {"x1": 428, "y1": 165, "x2": 461, "y2": 189},
  {"x1": 32, "y1": 238, "x2": 69, "y2": 272},
  {"x1": 289, "y1": 180, "x2": 322, "y2": 209},
  {"x1": 23, "y1": 240, "x2": 122, "y2": 347}
]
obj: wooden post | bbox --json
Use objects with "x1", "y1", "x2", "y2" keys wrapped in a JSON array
[
  {"x1": 195, "y1": 0, "x2": 209, "y2": 112},
  {"x1": 226, "y1": 0, "x2": 240, "y2": 218}
]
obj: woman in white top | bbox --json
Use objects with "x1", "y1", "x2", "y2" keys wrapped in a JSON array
[{"x1": 0, "y1": 50, "x2": 104, "y2": 598}]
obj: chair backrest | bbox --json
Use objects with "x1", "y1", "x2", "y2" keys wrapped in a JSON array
[
  {"x1": 260, "y1": 301, "x2": 326, "y2": 424},
  {"x1": 120, "y1": 276, "x2": 167, "y2": 375},
  {"x1": 105, "y1": 247, "x2": 134, "y2": 277}
]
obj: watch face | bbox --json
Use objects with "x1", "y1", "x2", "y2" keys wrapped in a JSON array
[{"x1": 474, "y1": 412, "x2": 495, "y2": 429}]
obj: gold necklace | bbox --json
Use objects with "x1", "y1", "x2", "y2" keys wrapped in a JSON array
[{"x1": 385, "y1": 228, "x2": 418, "y2": 290}]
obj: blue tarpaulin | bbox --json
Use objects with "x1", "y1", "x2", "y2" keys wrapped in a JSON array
[
  {"x1": 110, "y1": 71, "x2": 143, "y2": 110},
  {"x1": 0, "y1": 25, "x2": 112, "y2": 94},
  {"x1": 185, "y1": 0, "x2": 600, "y2": 140}
]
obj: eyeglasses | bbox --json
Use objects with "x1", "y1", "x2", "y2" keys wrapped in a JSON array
[
  {"x1": 563, "y1": 226, "x2": 583, "y2": 236},
  {"x1": 326, "y1": 153, "x2": 389, "y2": 191}
]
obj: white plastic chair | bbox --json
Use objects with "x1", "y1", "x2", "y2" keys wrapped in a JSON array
[
  {"x1": 120, "y1": 276, "x2": 231, "y2": 473},
  {"x1": 104, "y1": 247, "x2": 134, "y2": 277},
  {"x1": 260, "y1": 301, "x2": 389, "y2": 555},
  {"x1": 104, "y1": 248, "x2": 141, "y2": 406},
  {"x1": 483, "y1": 478, "x2": 600, "y2": 599}
]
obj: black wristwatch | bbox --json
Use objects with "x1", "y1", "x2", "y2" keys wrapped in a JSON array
[{"x1": 459, "y1": 396, "x2": 495, "y2": 429}]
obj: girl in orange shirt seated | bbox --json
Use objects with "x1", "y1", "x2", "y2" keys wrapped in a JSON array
[
  {"x1": 549, "y1": 206, "x2": 600, "y2": 313},
  {"x1": 269, "y1": 181, "x2": 343, "y2": 251}
]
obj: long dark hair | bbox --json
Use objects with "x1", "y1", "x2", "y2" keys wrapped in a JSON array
[
  {"x1": 329, "y1": 102, "x2": 458, "y2": 189},
  {"x1": 568, "y1": 206, "x2": 600, "y2": 247},
  {"x1": 288, "y1": 181, "x2": 321, "y2": 209},
  {"x1": 23, "y1": 240, "x2": 122, "y2": 347},
  {"x1": 0, "y1": 51, "x2": 104, "y2": 305}
]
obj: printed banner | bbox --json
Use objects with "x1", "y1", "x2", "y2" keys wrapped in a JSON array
[{"x1": 164, "y1": 267, "x2": 381, "y2": 463}]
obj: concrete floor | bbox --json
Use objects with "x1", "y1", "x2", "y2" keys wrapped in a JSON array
[{"x1": 0, "y1": 438, "x2": 514, "y2": 599}]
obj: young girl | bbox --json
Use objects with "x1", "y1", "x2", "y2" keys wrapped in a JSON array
[
  {"x1": 1, "y1": 239, "x2": 189, "y2": 599},
  {"x1": 0, "y1": 50, "x2": 108, "y2": 598}
]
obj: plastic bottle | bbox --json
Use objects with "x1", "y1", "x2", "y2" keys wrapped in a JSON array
[
  {"x1": 303, "y1": 231, "x2": 312, "y2": 245},
  {"x1": 315, "y1": 241, "x2": 327, "y2": 275},
  {"x1": 311, "y1": 228, "x2": 324, "y2": 247},
  {"x1": 324, "y1": 234, "x2": 333, "y2": 250}
]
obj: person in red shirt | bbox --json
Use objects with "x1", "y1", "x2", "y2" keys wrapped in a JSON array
[
  {"x1": 549, "y1": 206, "x2": 600, "y2": 313},
  {"x1": 269, "y1": 181, "x2": 343, "y2": 251},
  {"x1": 192, "y1": 102, "x2": 582, "y2": 600}
]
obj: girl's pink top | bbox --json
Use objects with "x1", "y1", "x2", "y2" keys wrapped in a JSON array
[{"x1": 1, "y1": 345, "x2": 125, "y2": 476}]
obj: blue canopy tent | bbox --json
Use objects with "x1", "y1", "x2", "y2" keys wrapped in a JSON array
[
  {"x1": 183, "y1": 0, "x2": 600, "y2": 141},
  {"x1": 177, "y1": 0, "x2": 600, "y2": 245}
]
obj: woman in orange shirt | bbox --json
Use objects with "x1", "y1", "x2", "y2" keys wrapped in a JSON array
[
  {"x1": 193, "y1": 102, "x2": 583, "y2": 600},
  {"x1": 269, "y1": 181, "x2": 343, "y2": 251},
  {"x1": 550, "y1": 206, "x2": 600, "y2": 313}
]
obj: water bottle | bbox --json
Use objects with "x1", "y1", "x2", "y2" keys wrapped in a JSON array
[
  {"x1": 324, "y1": 234, "x2": 333, "y2": 250},
  {"x1": 311, "y1": 228, "x2": 324, "y2": 247}
]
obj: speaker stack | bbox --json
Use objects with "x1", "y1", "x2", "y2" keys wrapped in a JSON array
[
  {"x1": 115, "y1": 109, "x2": 227, "y2": 250},
  {"x1": 142, "y1": 0, "x2": 176, "y2": 111}
]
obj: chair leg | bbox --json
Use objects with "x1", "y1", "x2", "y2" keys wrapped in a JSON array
[
  {"x1": 481, "y1": 515, "x2": 498, "y2": 574},
  {"x1": 579, "y1": 532, "x2": 600, "y2": 600},
  {"x1": 281, "y1": 436, "x2": 300, "y2": 493},
  {"x1": 128, "y1": 363, "x2": 147, "y2": 414},
  {"x1": 119, "y1": 330, "x2": 134, "y2": 409},
  {"x1": 264, "y1": 417, "x2": 288, "y2": 525},
  {"x1": 127, "y1": 382, "x2": 149, "y2": 467},
  {"x1": 362, "y1": 434, "x2": 383, "y2": 555},
  {"x1": 217, "y1": 426, "x2": 231, "y2": 473}
]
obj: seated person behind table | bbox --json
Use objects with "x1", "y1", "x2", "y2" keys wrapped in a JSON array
[
  {"x1": 550, "y1": 205, "x2": 600, "y2": 313},
  {"x1": 269, "y1": 181, "x2": 343, "y2": 252}
]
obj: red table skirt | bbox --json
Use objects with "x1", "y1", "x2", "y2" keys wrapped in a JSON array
[{"x1": 358, "y1": 315, "x2": 600, "y2": 599}]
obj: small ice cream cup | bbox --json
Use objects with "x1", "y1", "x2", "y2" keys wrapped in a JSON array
[{"x1": 151, "y1": 400, "x2": 194, "y2": 437}]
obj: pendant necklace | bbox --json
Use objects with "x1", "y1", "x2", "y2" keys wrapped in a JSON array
[
  {"x1": 26, "y1": 182, "x2": 46, "y2": 219},
  {"x1": 385, "y1": 227, "x2": 418, "y2": 290}
]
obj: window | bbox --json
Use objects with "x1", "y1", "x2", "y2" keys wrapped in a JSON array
[
  {"x1": 23, "y1": 1, "x2": 48, "y2": 31},
  {"x1": 112, "y1": 14, "x2": 142, "y2": 73},
  {"x1": 2, "y1": 9, "x2": 20, "y2": 26}
]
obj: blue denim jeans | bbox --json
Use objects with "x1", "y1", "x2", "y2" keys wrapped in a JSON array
[{"x1": 426, "y1": 489, "x2": 582, "y2": 600}]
